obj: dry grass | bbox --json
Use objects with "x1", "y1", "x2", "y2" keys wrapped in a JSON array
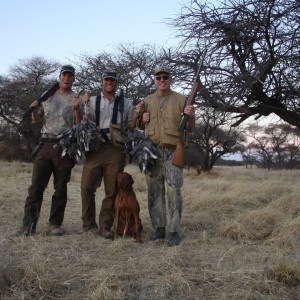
[{"x1": 1, "y1": 162, "x2": 300, "y2": 299}]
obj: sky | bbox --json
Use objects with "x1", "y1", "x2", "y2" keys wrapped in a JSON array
[{"x1": 0, "y1": 0, "x2": 188, "y2": 76}]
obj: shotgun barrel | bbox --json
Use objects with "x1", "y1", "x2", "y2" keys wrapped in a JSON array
[
  {"x1": 172, "y1": 49, "x2": 207, "y2": 168},
  {"x1": 22, "y1": 81, "x2": 59, "y2": 119}
]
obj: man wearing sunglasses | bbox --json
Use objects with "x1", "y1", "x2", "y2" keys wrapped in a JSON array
[{"x1": 137, "y1": 66, "x2": 195, "y2": 246}]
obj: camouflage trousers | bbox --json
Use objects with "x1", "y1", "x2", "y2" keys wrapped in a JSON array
[{"x1": 146, "y1": 147, "x2": 183, "y2": 233}]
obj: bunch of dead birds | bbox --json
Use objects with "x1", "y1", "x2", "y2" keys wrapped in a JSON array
[
  {"x1": 56, "y1": 117, "x2": 101, "y2": 163},
  {"x1": 124, "y1": 128, "x2": 160, "y2": 176},
  {"x1": 55, "y1": 119, "x2": 160, "y2": 174}
]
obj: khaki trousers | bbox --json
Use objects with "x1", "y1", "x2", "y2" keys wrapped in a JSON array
[{"x1": 81, "y1": 143, "x2": 125, "y2": 229}]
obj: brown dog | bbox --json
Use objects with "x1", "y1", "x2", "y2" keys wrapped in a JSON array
[{"x1": 114, "y1": 172, "x2": 143, "y2": 243}]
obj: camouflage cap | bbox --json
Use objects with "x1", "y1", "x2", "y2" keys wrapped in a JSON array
[{"x1": 153, "y1": 66, "x2": 171, "y2": 75}]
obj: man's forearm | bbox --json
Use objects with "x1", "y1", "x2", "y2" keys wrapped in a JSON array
[
  {"x1": 128, "y1": 111, "x2": 142, "y2": 131},
  {"x1": 74, "y1": 109, "x2": 83, "y2": 124}
]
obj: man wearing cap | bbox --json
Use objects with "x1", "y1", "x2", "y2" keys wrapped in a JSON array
[
  {"x1": 137, "y1": 66, "x2": 195, "y2": 246},
  {"x1": 80, "y1": 70, "x2": 137, "y2": 239},
  {"x1": 15, "y1": 65, "x2": 84, "y2": 236}
]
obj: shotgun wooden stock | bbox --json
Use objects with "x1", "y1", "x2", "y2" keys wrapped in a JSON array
[{"x1": 172, "y1": 49, "x2": 207, "y2": 168}]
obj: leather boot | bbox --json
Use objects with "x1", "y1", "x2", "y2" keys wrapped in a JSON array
[
  {"x1": 167, "y1": 232, "x2": 180, "y2": 247},
  {"x1": 150, "y1": 227, "x2": 166, "y2": 241},
  {"x1": 13, "y1": 226, "x2": 35, "y2": 237},
  {"x1": 99, "y1": 227, "x2": 113, "y2": 239}
]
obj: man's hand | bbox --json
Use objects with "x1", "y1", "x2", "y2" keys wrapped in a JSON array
[
  {"x1": 73, "y1": 96, "x2": 83, "y2": 123},
  {"x1": 184, "y1": 105, "x2": 195, "y2": 118},
  {"x1": 73, "y1": 96, "x2": 80, "y2": 111},
  {"x1": 30, "y1": 100, "x2": 42, "y2": 123},
  {"x1": 81, "y1": 91, "x2": 90, "y2": 104},
  {"x1": 142, "y1": 112, "x2": 150, "y2": 123},
  {"x1": 135, "y1": 101, "x2": 145, "y2": 114},
  {"x1": 184, "y1": 105, "x2": 195, "y2": 132},
  {"x1": 30, "y1": 100, "x2": 41, "y2": 109}
]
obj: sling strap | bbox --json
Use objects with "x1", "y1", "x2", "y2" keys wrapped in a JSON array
[
  {"x1": 95, "y1": 91, "x2": 125, "y2": 137},
  {"x1": 95, "y1": 95, "x2": 109, "y2": 141},
  {"x1": 111, "y1": 88, "x2": 125, "y2": 134},
  {"x1": 95, "y1": 95, "x2": 101, "y2": 127}
]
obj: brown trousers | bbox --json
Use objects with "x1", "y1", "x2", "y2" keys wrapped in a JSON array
[
  {"x1": 22, "y1": 142, "x2": 74, "y2": 230},
  {"x1": 81, "y1": 143, "x2": 125, "y2": 229}
]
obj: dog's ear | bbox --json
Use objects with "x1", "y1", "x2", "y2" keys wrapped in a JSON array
[
  {"x1": 125, "y1": 175, "x2": 134, "y2": 187},
  {"x1": 117, "y1": 173, "x2": 134, "y2": 188},
  {"x1": 129, "y1": 175, "x2": 134, "y2": 185},
  {"x1": 122, "y1": 174, "x2": 134, "y2": 187},
  {"x1": 117, "y1": 172, "x2": 126, "y2": 188}
]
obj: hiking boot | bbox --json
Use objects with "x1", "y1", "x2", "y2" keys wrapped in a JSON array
[
  {"x1": 167, "y1": 232, "x2": 180, "y2": 247},
  {"x1": 13, "y1": 226, "x2": 35, "y2": 236},
  {"x1": 49, "y1": 225, "x2": 65, "y2": 236},
  {"x1": 150, "y1": 227, "x2": 166, "y2": 241},
  {"x1": 99, "y1": 227, "x2": 113, "y2": 239},
  {"x1": 81, "y1": 224, "x2": 99, "y2": 234}
]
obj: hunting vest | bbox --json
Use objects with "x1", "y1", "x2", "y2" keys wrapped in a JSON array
[{"x1": 144, "y1": 91, "x2": 187, "y2": 147}]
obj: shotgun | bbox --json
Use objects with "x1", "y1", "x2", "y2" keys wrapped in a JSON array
[
  {"x1": 172, "y1": 49, "x2": 207, "y2": 168},
  {"x1": 22, "y1": 81, "x2": 60, "y2": 119}
]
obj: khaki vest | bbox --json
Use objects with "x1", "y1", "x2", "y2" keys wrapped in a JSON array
[{"x1": 144, "y1": 91, "x2": 186, "y2": 146}]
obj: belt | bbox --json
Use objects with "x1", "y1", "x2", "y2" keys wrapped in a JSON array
[
  {"x1": 41, "y1": 133, "x2": 60, "y2": 143},
  {"x1": 158, "y1": 144, "x2": 176, "y2": 150},
  {"x1": 40, "y1": 138, "x2": 59, "y2": 143}
]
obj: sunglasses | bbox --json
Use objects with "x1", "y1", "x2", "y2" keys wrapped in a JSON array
[{"x1": 155, "y1": 75, "x2": 170, "y2": 81}]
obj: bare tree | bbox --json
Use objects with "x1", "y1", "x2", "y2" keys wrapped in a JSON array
[
  {"x1": 190, "y1": 108, "x2": 245, "y2": 171},
  {"x1": 184, "y1": 142, "x2": 203, "y2": 174},
  {"x1": 265, "y1": 123, "x2": 290, "y2": 168},
  {"x1": 282, "y1": 125, "x2": 300, "y2": 168},
  {"x1": 9, "y1": 56, "x2": 59, "y2": 87},
  {"x1": 246, "y1": 123, "x2": 300, "y2": 169},
  {"x1": 250, "y1": 141, "x2": 275, "y2": 170},
  {"x1": 284, "y1": 140, "x2": 300, "y2": 169},
  {"x1": 1, "y1": 56, "x2": 59, "y2": 124},
  {"x1": 239, "y1": 145, "x2": 257, "y2": 168},
  {"x1": 73, "y1": 43, "x2": 165, "y2": 104},
  {"x1": 0, "y1": 56, "x2": 60, "y2": 160},
  {"x1": 168, "y1": 0, "x2": 300, "y2": 127}
]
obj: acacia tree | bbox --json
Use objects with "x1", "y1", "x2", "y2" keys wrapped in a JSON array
[
  {"x1": 245, "y1": 123, "x2": 300, "y2": 169},
  {"x1": 239, "y1": 145, "x2": 258, "y2": 168},
  {"x1": 0, "y1": 56, "x2": 60, "y2": 160},
  {"x1": 73, "y1": 43, "x2": 166, "y2": 104},
  {"x1": 168, "y1": 0, "x2": 300, "y2": 127},
  {"x1": 248, "y1": 137, "x2": 275, "y2": 170},
  {"x1": 189, "y1": 108, "x2": 245, "y2": 171},
  {"x1": 284, "y1": 136, "x2": 300, "y2": 169},
  {"x1": 264, "y1": 123, "x2": 290, "y2": 168}
]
